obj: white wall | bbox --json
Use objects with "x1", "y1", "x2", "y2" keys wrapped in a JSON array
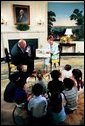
[
  {"x1": 1, "y1": 1, "x2": 48, "y2": 31},
  {"x1": 56, "y1": 41, "x2": 84, "y2": 53},
  {"x1": 74, "y1": 41, "x2": 84, "y2": 53},
  {"x1": 1, "y1": 1, "x2": 48, "y2": 58}
]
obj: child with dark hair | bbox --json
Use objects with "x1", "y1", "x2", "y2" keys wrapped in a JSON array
[
  {"x1": 64, "y1": 64, "x2": 71, "y2": 71},
  {"x1": 72, "y1": 68, "x2": 84, "y2": 91},
  {"x1": 4, "y1": 72, "x2": 20, "y2": 102},
  {"x1": 48, "y1": 92, "x2": 66, "y2": 125},
  {"x1": 32, "y1": 83, "x2": 43, "y2": 96},
  {"x1": 27, "y1": 83, "x2": 48, "y2": 125},
  {"x1": 48, "y1": 70, "x2": 64, "y2": 97},
  {"x1": 50, "y1": 69, "x2": 61, "y2": 79},
  {"x1": 62, "y1": 78, "x2": 78, "y2": 114},
  {"x1": 14, "y1": 78, "x2": 27, "y2": 104},
  {"x1": 62, "y1": 64, "x2": 72, "y2": 80}
]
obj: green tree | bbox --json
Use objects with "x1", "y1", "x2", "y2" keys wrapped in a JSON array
[
  {"x1": 70, "y1": 9, "x2": 84, "y2": 26},
  {"x1": 48, "y1": 11, "x2": 56, "y2": 36},
  {"x1": 70, "y1": 9, "x2": 84, "y2": 40}
]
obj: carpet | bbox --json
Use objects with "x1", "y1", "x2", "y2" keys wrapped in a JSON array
[{"x1": 64, "y1": 92, "x2": 84, "y2": 125}]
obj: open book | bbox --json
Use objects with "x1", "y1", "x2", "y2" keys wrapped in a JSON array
[{"x1": 36, "y1": 49, "x2": 50, "y2": 58}]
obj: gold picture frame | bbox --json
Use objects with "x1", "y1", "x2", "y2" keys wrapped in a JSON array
[{"x1": 13, "y1": 5, "x2": 30, "y2": 25}]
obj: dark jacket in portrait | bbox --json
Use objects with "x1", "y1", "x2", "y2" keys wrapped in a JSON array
[{"x1": 17, "y1": 14, "x2": 28, "y2": 23}]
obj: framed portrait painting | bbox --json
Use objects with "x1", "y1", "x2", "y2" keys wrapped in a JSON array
[{"x1": 13, "y1": 5, "x2": 30, "y2": 25}]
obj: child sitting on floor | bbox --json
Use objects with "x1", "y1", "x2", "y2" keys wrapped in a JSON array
[
  {"x1": 71, "y1": 68, "x2": 84, "y2": 92},
  {"x1": 61, "y1": 64, "x2": 72, "y2": 80},
  {"x1": 4, "y1": 72, "x2": 20, "y2": 103},
  {"x1": 27, "y1": 83, "x2": 48, "y2": 126},
  {"x1": 35, "y1": 70, "x2": 47, "y2": 95},
  {"x1": 14, "y1": 78, "x2": 27, "y2": 104},
  {"x1": 48, "y1": 92, "x2": 66, "y2": 125},
  {"x1": 47, "y1": 70, "x2": 64, "y2": 98},
  {"x1": 62, "y1": 78, "x2": 78, "y2": 114}
]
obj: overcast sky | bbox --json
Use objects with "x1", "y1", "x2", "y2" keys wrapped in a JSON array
[{"x1": 48, "y1": 2, "x2": 84, "y2": 26}]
